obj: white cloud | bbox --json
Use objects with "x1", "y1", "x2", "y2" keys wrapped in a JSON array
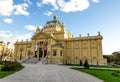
[
  {"x1": 14, "y1": 3, "x2": 30, "y2": 16},
  {"x1": 37, "y1": 0, "x2": 58, "y2": 9},
  {"x1": 0, "y1": 30, "x2": 32, "y2": 43},
  {"x1": 0, "y1": 0, "x2": 13, "y2": 16},
  {"x1": 0, "y1": 0, "x2": 30, "y2": 16},
  {"x1": 57, "y1": 0, "x2": 89, "y2": 13},
  {"x1": 44, "y1": 11, "x2": 52, "y2": 16},
  {"x1": 0, "y1": 30, "x2": 32, "y2": 50},
  {"x1": 93, "y1": 0, "x2": 100, "y2": 3},
  {"x1": 25, "y1": 25, "x2": 36, "y2": 31},
  {"x1": 0, "y1": 30, "x2": 11, "y2": 34},
  {"x1": 37, "y1": 0, "x2": 89, "y2": 13},
  {"x1": 3, "y1": 18, "x2": 13, "y2": 24},
  {"x1": 15, "y1": 33, "x2": 32, "y2": 42}
]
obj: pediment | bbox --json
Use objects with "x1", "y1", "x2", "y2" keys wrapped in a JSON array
[
  {"x1": 32, "y1": 32, "x2": 56, "y2": 40},
  {"x1": 37, "y1": 34, "x2": 47, "y2": 39}
]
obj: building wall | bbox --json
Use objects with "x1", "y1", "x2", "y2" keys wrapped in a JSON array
[
  {"x1": 63, "y1": 36, "x2": 105, "y2": 65},
  {"x1": 48, "y1": 46, "x2": 63, "y2": 64},
  {"x1": 14, "y1": 34, "x2": 106, "y2": 65},
  {"x1": 14, "y1": 42, "x2": 32, "y2": 61},
  {"x1": 14, "y1": 16, "x2": 106, "y2": 65}
]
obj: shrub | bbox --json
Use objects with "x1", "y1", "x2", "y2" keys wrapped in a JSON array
[
  {"x1": 0, "y1": 61, "x2": 5, "y2": 65},
  {"x1": 1, "y1": 62, "x2": 23, "y2": 71},
  {"x1": 112, "y1": 71, "x2": 120, "y2": 77}
]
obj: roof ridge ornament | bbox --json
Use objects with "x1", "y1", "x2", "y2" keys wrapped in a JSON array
[
  {"x1": 53, "y1": 15, "x2": 58, "y2": 21},
  {"x1": 36, "y1": 26, "x2": 40, "y2": 34},
  {"x1": 98, "y1": 32, "x2": 101, "y2": 36}
]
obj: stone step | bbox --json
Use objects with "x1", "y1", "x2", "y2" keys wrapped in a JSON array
[
  {"x1": 23, "y1": 54, "x2": 49, "y2": 64},
  {"x1": 23, "y1": 57, "x2": 39, "y2": 64}
]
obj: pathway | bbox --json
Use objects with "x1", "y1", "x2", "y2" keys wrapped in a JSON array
[{"x1": 0, "y1": 64, "x2": 103, "y2": 82}]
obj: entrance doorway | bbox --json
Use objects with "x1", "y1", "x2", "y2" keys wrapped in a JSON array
[
  {"x1": 39, "y1": 48, "x2": 43, "y2": 60},
  {"x1": 44, "y1": 50, "x2": 47, "y2": 57},
  {"x1": 35, "y1": 51, "x2": 37, "y2": 58}
]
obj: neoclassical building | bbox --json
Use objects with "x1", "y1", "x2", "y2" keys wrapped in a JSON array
[{"x1": 14, "y1": 16, "x2": 106, "y2": 65}]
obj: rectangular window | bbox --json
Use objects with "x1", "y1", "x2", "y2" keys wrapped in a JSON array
[
  {"x1": 40, "y1": 42, "x2": 43, "y2": 46},
  {"x1": 53, "y1": 50, "x2": 57, "y2": 56}
]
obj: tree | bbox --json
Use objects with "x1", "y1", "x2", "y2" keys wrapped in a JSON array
[
  {"x1": 103, "y1": 55, "x2": 114, "y2": 63},
  {"x1": 112, "y1": 52, "x2": 120, "y2": 64}
]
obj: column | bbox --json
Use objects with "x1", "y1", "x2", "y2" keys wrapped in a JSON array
[
  {"x1": 88, "y1": 39, "x2": 91, "y2": 65},
  {"x1": 72, "y1": 40, "x2": 73, "y2": 64}
]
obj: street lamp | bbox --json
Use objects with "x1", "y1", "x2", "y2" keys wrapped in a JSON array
[{"x1": 20, "y1": 48, "x2": 23, "y2": 60}]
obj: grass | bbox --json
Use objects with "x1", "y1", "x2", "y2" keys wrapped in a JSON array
[
  {"x1": 90, "y1": 65, "x2": 120, "y2": 68},
  {"x1": 64, "y1": 64, "x2": 120, "y2": 68},
  {"x1": 0, "y1": 64, "x2": 24, "y2": 78},
  {"x1": 72, "y1": 68, "x2": 120, "y2": 82},
  {"x1": 0, "y1": 65, "x2": 2, "y2": 68}
]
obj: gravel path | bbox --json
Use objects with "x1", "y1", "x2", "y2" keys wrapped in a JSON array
[{"x1": 0, "y1": 64, "x2": 103, "y2": 82}]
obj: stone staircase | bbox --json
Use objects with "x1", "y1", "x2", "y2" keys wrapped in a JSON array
[
  {"x1": 23, "y1": 54, "x2": 49, "y2": 64},
  {"x1": 38, "y1": 54, "x2": 48, "y2": 64},
  {"x1": 23, "y1": 57, "x2": 39, "y2": 64}
]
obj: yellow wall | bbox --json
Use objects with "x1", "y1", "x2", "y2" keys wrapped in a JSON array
[{"x1": 14, "y1": 16, "x2": 106, "y2": 65}]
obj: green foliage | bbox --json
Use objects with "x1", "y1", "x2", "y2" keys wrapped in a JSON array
[
  {"x1": 112, "y1": 52, "x2": 120, "y2": 64},
  {"x1": 0, "y1": 66, "x2": 24, "y2": 78},
  {"x1": 0, "y1": 62, "x2": 24, "y2": 78},
  {"x1": 0, "y1": 61, "x2": 5, "y2": 65},
  {"x1": 1, "y1": 61, "x2": 23, "y2": 71},
  {"x1": 0, "y1": 71, "x2": 14, "y2": 78},
  {"x1": 72, "y1": 68, "x2": 120, "y2": 82},
  {"x1": 103, "y1": 55, "x2": 114, "y2": 63},
  {"x1": 112, "y1": 71, "x2": 120, "y2": 76}
]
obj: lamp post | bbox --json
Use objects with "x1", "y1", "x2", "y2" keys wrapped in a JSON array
[{"x1": 20, "y1": 48, "x2": 23, "y2": 60}]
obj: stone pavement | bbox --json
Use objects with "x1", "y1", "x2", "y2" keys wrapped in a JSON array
[{"x1": 0, "y1": 64, "x2": 103, "y2": 82}]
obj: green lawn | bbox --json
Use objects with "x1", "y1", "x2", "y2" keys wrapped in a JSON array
[
  {"x1": 64, "y1": 64, "x2": 120, "y2": 68},
  {"x1": 90, "y1": 65, "x2": 120, "y2": 68},
  {"x1": 0, "y1": 65, "x2": 24, "y2": 78},
  {"x1": 72, "y1": 68, "x2": 120, "y2": 82}
]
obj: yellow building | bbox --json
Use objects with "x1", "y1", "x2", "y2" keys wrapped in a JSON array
[
  {"x1": 14, "y1": 16, "x2": 106, "y2": 65},
  {"x1": 0, "y1": 41, "x2": 13, "y2": 61}
]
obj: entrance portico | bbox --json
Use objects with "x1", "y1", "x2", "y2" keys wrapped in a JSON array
[{"x1": 34, "y1": 41, "x2": 48, "y2": 60}]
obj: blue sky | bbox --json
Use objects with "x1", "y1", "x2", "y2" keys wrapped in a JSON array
[{"x1": 0, "y1": 0, "x2": 120, "y2": 55}]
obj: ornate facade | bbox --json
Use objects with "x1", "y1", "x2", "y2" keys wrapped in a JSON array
[{"x1": 14, "y1": 16, "x2": 106, "y2": 65}]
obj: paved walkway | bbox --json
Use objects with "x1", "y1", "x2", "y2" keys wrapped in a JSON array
[{"x1": 0, "y1": 64, "x2": 103, "y2": 82}]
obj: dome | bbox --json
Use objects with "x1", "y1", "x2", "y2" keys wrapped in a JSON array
[{"x1": 44, "y1": 16, "x2": 61, "y2": 28}]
